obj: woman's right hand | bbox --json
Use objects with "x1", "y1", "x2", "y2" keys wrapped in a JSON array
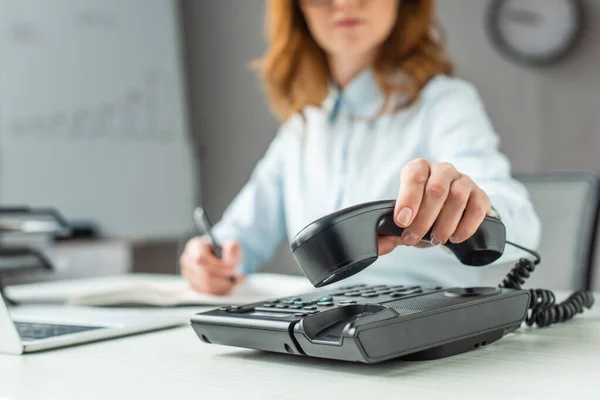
[{"x1": 179, "y1": 237, "x2": 244, "y2": 295}]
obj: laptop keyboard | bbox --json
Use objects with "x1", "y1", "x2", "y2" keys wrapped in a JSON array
[{"x1": 14, "y1": 322, "x2": 104, "y2": 341}]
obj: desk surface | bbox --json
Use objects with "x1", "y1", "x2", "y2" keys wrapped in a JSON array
[{"x1": 1, "y1": 295, "x2": 600, "y2": 400}]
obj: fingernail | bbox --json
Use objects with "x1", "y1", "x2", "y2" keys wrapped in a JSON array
[
  {"x1": 397, "y1": 207, "x2": 412, "y2": 226},
  {"x1": 403, "y1": 232, "x2": 419, "y2": 246},
  {"x1": 450, "y1": 235, "x2": 459, "y2": 243},
  {"x1": 431, "y1": 236, "x2": 442, "y2": 246}
]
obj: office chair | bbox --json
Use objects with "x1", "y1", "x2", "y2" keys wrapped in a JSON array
[{"x1": 511, "y1": 171, "x2": 600, "y2": 291}]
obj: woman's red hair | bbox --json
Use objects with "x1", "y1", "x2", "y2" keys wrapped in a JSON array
[{"x1": 253, "y1": 0, "x2": 454, "y2": 121}]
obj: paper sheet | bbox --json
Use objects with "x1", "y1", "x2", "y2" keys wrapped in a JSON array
[{"x1": 5, "y1": 273, "x2": 317, "y2": 307}]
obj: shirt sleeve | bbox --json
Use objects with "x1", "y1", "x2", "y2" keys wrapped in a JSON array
[
  {"x1": 211, "y1": 121, "x2": 297, "y2": 275},
  {"x1": 423, "y1": 77, "x2": 541, "y2": 261}
]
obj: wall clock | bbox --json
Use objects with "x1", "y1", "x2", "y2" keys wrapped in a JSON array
[{"x1": 486, "y1": 0, "x2": 584, "y2": 66}]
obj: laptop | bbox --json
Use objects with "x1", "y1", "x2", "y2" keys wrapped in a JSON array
[{"x1": 0, "y1": 292, "x2": 188, "y2": 355}]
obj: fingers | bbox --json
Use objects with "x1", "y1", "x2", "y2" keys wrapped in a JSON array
[
  {"x1": 221, "y1": 240, "x2": 242, "y2": 267},
  {"x1": 183, "y1": 264, "x2": 239, "y2": 295},
  {"x1": 377, "y1": 236, "x2": 402, "y2": 255},
  {"x1": 189, "y1": 247, "x2": 236, "y2": 279},
  {"x1": 386, "y1": 159, "x2": 493, "y2": 254},
  {"x1": 378, "y1": 235, "x2": 434, "y2": 255},
  {"x1": 401, "y1": 162, "x2": 461, "y2": 246},
  {"x1": 179, "y1": 237, "x2": 244, "y2": 294},
  {"x1": 430, "y1": 175, "x2": 472, "y2": 245},
  {"x1": 394, "y1": 158, "x2": 430, "y2": 228},
  {"x1": 181, "y1": 256, "x2": 239, "y2": 295},
  {"x1": 182, "y1": 255, "x2": 234, "y2": 279},
  {"x1": 449, "y1": 188, "x2": 491, "y2": 243}
]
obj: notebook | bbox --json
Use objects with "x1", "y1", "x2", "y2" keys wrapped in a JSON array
[{"x1": 5, "y1": 273, "x2": 315, "y2": 307}]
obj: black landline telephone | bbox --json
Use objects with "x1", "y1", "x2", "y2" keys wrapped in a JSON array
[{"x1": 190, "y1": 200, "x2": 594, "y2": 363}]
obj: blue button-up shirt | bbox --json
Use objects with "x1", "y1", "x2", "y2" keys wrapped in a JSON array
[{"x1": 212, "y1": 69, "x2": 541, "y2": 287}]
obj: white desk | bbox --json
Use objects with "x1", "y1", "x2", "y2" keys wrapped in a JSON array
[{"x1": 1, "y1": 295, "x2": 599, "y2": 400}]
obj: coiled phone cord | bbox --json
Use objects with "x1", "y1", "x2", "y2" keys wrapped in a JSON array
[{"x1": 500, "y1": 241, "x2": 595, "y2": 328}]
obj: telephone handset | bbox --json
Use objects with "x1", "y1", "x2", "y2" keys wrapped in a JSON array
[{"x1": 290, "y1": 199, "x2": 505, "y2": 287}]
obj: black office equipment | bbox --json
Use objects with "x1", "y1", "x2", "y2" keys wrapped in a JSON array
[
  {"x1": 190, "y1": 200, "x2": 595, "y2": 363},
  {"x1": 0, "y1": 206, "x2": 71, "y2": 305},
  {"x1": 192, "y1": 283, "x2": 532, "y2": 363}
]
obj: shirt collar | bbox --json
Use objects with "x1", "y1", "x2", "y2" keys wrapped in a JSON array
[{"x1": 323, "y1": 68, "x2": 386, "y2": 122}]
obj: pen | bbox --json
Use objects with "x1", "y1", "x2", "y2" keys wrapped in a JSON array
[{"x1": 193, "y1": 207, "x2": 222, "y2": 258}]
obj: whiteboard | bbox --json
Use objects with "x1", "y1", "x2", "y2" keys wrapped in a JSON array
[{"x1": 0, "y1": 0, "x2": 198, "y2": 239}]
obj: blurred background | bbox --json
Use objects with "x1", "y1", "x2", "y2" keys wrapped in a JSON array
[{"x1": 1, "y1": 0, "x2": 599, "y2": 288}]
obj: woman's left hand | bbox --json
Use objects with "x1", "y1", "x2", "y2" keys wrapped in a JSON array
[{"x1": 378, "y1": 158, "x2": 492, "y2": 255}]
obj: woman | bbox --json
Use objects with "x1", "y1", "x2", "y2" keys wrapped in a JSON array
[{"x1": 180, "y1": 0, "x2": 540, "y2": 294}]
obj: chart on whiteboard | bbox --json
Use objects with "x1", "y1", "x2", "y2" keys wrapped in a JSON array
[
  {"x1": 0, "y1": 0, "x2": 197, "y2": 239},
  {"x1": 2, "y1": 2, "x2": 173, "y2": 143},
  {"x1": 7, "y1": 68, "x2": 171, "y2": 143}
]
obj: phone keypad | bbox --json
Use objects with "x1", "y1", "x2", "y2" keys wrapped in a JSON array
[{"x1": 219, "y1": 284, "x2": 444, "y2": 316}]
